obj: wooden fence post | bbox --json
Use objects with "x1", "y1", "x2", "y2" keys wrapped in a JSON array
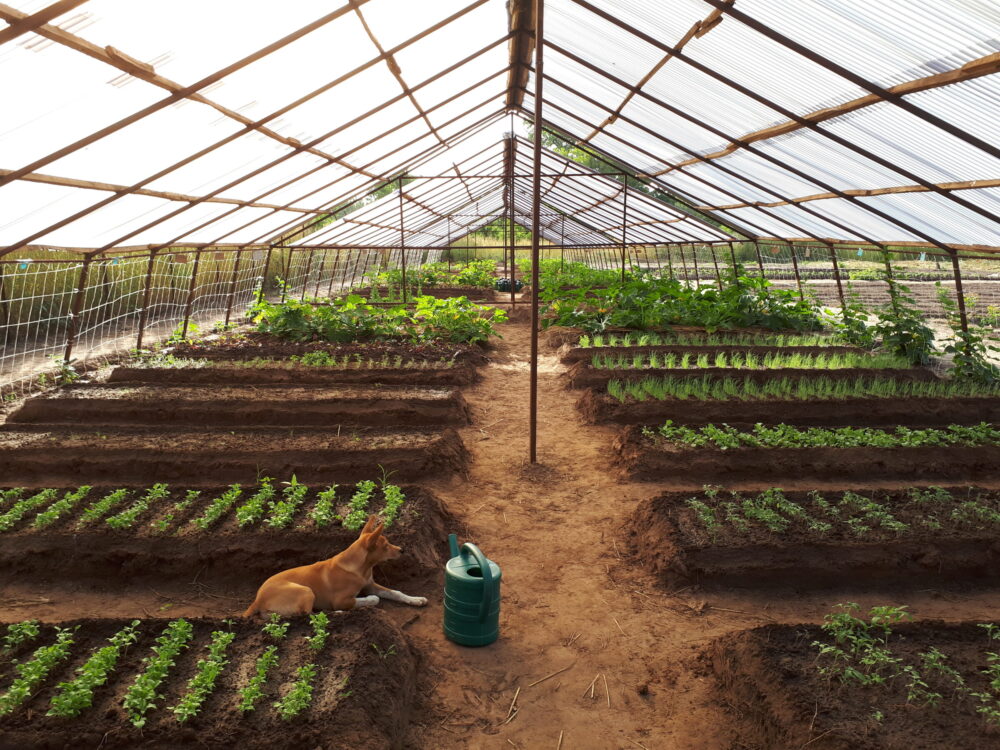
[
  {"x1": 181, "y1": 249, "x2": 203, "y2": 338},
  {"x1": 62, "y1": 254, "x2": 93, "y2": 363},
  {"x1": 135, "y1": 250, "x2": 158, "y2": 350}
]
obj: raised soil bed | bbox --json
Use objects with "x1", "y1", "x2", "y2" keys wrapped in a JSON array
[
  {"x1": 0, "y1": 484, "x2": 452, "y2": 586},
  {"x1": 581, "y1": 392, "x2": 1000, "y2": 427},
  {"x1": 614, "y1": 426, "x2": 1000, "y2": 484},
  {"x1": 0, "y1": 611, "x2": 415, "y2": 750},
  {"x1": 708, "y1": 621, "x2": 1000, "y2": 749},
  {"x1": 0, "y1": 426, "x2": 469, "y2": 485},
  {"x1": 9, "y1": 384, "x2": 471, "y2": 428},
  {"x1": 629, "y1": 488, "x2": 1000, "y2": 588},
  {"x1": 108, "y1": 360, "x2": 480, "y2": 387},
  {"x1": 565, "y1": 363, "x2": 934, "y2": 390}
]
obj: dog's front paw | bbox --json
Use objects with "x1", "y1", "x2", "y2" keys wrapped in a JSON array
[{"x1": 410, "y1": 596, "x2": 428, "y2": 607}]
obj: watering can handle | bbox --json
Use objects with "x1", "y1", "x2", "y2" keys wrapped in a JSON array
[{"x1": 460, "y1": 543, "x2": 494, "y2": 623}]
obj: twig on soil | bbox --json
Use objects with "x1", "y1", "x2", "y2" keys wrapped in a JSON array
[
  {"x1": 626, "y1": 739, "x2": 650, "y2": 749},
  {"x1": 612, "y1": 616, "x2": 627, "y2": 636},
  {"x1": 501, "y1": 707, "x2": 519, "y2": 725},
  {"x1": 708, "y1": 606, "x2": 775, "y2": 621},
  {"x1": 557, "y1": 730, "x2": 564, "y2": 749},
  {"x1": 801, "y1": 728, "x2": 834, "y2": 747},
  {"x1": 2, "y1": 597, "x2": 52, "y2": 607},
  {"x1": 507, "y1": 686, "x2": 521, "y2": 719},
  {"x1": 564, "y1": 632, "x2": 581, "y2": 647},
  {"x1": 612, "y1": 539, "x2": 622, "y2": 559},
  {"x1": 507, "y1": 740, "x2": 520, "y2": 749},
  {"x1": 603, "y1": 673, "x2": 611, "y2": 708},
  {"x1": 582, "y1": 674, "x2": 600, "y2": 698},
  {"x1": 528, "y1": 662, "x2": 575, "y2": 687}
]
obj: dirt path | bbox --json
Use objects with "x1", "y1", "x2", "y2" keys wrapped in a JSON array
[{"x1": 403, "y1": 320, "x2": 1000, "y2": 749}]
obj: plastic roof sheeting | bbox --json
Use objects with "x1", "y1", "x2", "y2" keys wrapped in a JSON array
[{"x1": 2, "y1": 0, "x2": 999, "y2": 253}]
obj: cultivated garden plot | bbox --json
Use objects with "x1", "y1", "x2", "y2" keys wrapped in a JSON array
[
  {"x1": 630, "y1": 486, "x2": 1000, "y2": 588},
  {"x1": 0, "y1": 481, "x2": 451, "y2": 585},
  {"x1": 9, "y1": 384, "x2": 472, "y2": 428},
  {"x1": 708, "y1": 607, "x2": 1000, "y2": 749},
  {"x1": 614, "y1": 422, "x2": 1000, "y2": 484},
  {"x1": 581, "y1": 376, "x2": 1000, "y2": 427},
  {"x1": 0, "y1": 427, "x2": 469, "y2": 486},
  {"x1": 0, "y1": 611, "x2": 414, "y2": 749}
]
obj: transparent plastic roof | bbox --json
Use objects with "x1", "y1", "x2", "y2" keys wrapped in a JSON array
[{"x1": 2, "y1": 0, "x2": 999, "y2": 253}]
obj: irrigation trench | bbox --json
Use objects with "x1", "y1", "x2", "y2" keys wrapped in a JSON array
[{"x1": 5, "y1": 320, "x2": 1000, "y2": 748}]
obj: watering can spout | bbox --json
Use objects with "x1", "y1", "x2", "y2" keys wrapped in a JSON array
[{"x1": 448, "y1": 532, "x2": 460, "y2": 558}]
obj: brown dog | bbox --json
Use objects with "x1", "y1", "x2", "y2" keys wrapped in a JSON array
[{"x1": 243, "y1": 515, "x2": 427, "y2": 617}]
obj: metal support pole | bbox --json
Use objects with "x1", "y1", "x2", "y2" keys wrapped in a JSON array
[
  {"x1": 753, "y1": 241, "x2": 766, "y2": 278},
  {"x1": 447, "y1": 219, "x2": 452, "y2": 272},
  {"x1": 528, "y1": 0, "x2": 544, "y2": 464},
  {"x1": 620, "y1": 185, "x2": 628, "y2": 283},
  {"x1": 225, "y1": 249, "x2": 244, "y2": 325},
  {"x1": 560, "y1": 214, "x2": 566, "y2": 272},
  {"x1": 257, "y1": 246, "x2": 273, "y2": 304},
  {"x1": 313, "y1": 249, "x2": 328, "y2": 298},
  {"x1": 690, "y1": 244, "x2": 700, "y2": 283},
  {"x1": 398, "y1": 175, "x2": 408, "y2": 304},
  {"x1": 710, "y1": 245, "x2": 723, "y2": 287},
  {"x1": 182, "y1": 249, "x2": 203, "y2": 337},
  {"x1": 135, "y1": 250, "x2": 158, "y2": 350},
  {"x1": 727, "y1": 241, "x2": 740, "y2": 286},
  {"x1": 666, "y1": 244, "x2": 675, "y2": 279},
  {"x1": 950, "y1": 251, "x2": 970, "y2": 333},
  {"x1": 299, "y1": 249, "x2": 314, "y2": 302},
  {"x1": 280, "y1": 249, "x2": 292, "y2": 302},
  {"x1": 827, "y1": 244, "x2": 846, "y2": 309},
  {"x1": 787, "y1": 242, "x2": 804, "y2": 300},
  {"x1": 63, "y1": 254, "x2": 92, "y2": 363}
]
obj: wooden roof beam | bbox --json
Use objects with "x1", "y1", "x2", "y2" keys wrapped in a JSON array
[
  {"x1": 0, "y1": 0, "x2": 87, "y2": 46},
  {"x1": 505, "y1": 0, "x2": 534, "y2": 110}
]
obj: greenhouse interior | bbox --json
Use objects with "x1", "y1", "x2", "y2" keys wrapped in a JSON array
[{"x1": 1, "y1": 0, "x2": 1000, "y2": 747}]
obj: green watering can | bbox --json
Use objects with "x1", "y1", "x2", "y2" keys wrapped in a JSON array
[{"x1": 444, "y1": 533, "x2": 501, "y2": 647}]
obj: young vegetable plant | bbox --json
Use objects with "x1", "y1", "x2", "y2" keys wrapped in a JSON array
[
  {"x1": 306, "y1": 612, "x2": 330, "y2": 652},
  {"x1": 0, "y1": 489, "x2": 58, "y2": 532},
  {"x1": 106, "y1": 484, "x2": 170, "y2": 530},
  {"x1": 77, "y1": 488, "x2": 130, "y2": 528},
  {"x1": 267, "y1": 476, "x2": 309, "y2": 529},
  {"x1": 123, "y1": 619, "x2": 194, "y2": 728},
  {"x1": 380, "y1": 484, "x2": 406, "y2": 528},
  {"x1": 171, "y1": 630, "x2": 236, "y2": 723},
  {"x1": 32, "y1": 486, "x2": 93, "y2": 529},
  {"x1": 262, "y1": 613, "x2": 289, "y2": 641},
  {"x1": 273, "y1": 663, "x2": 318, "y2": 720},
  {"x1": 0, "y1": 627, "x2": 76, "y2": 716},
  {"x1": 235, "y1": 478, "x2": 276, "y2": 527},
  {"x1": 237, "y1": 645, "x2": 280, "y2": 713},
  {"x1": 48, "y1": 621, "x2": 140, "y2": 717},
  {"x1": 190, "y1": 484, "x2": 242, "y2": 530},
  {"x1": 310, "y1": 484, "x2": 338, "y2": 528},
  {"x1": 342, "y1": 481, "x2": 377, "y2": 531},
  {"x1": 2, "y1": 620, "x2": 40, "y2": 652}
]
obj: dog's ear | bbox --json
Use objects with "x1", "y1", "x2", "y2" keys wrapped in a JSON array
[
  {"x1": 364, "y1": 521, "x2": 385, "y2": 547},
  {"x1": 360, "y1": 514, "x2": 379, "y2": 534}
]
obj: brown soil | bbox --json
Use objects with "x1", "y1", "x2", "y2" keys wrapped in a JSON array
[
  {"x1": 630, "y1": 489, "x2": 1000, "y2": 588},
  {"x1": 0, "y1": 426, "x2": 469, "y2": 485},
  {"x1": 108, "y1": 360, "x2": 480, "y2": 386},
  {"x1": 581, "y1": 391, "x2": 1000, "y2": 427},
  {"x1": 0, "y1": 611, "x2": 416, "y2": 750},
  {"x1": 565, "y1": 363, "x2": 936, "y2": 390},
  {"x1": 614, "y1": 427, "x2": 1000, "y2": 484},
  {"x1": 10, "y1": 384, "x2": 471, "y2": 428},
  {"x1": 708, "y1": 621, "x2": 1000, "y2": 749},
  {"x1": 169, "y1": 333, "x2": 489, "y2": 364},
  {"x1": 6, "y1": 320, "x2": 1000, "y2": 749},
  {"x1": 559, "y1": 342, "x2": 865, "y2": 365}
]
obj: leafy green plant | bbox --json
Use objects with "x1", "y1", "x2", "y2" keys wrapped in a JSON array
[
  {"x1": 2, "y1": 620, "x2": 40, "y2": 652},
  {"x1": 171, "y1": 630, "x2": 236, "y2": 722},
  {"x1": 190, "y1": 484, "x2": 242, "y2": 530},
  {"x1": 274, "y1": 663, "x2": 318, "y2": 720},
  {"x1": 0, "y1": 489, "x2": 58, "y2": 532},
  {"x1": 310, "y1": 484, "x2": 338, "y2": 528},
  {"x1": 77, "y1": 488, "x2": 130, "y2": 527},
  {"x1": 380, "y1": 484, "x2": 406, "y2": 528},
  {"x1": 262, "y1": 613, "x2": 289, "y2": 641},
  {"x1": 106, "y1": 484, "x2": 170, "y2": 530},
  {"x1": 306, "y1": 612, "x2": 330, "y2": 652},
  {"x1": 237, "y1": 645, "x2": 280, "y2": 713},
  {"x1": 936, "y1": 282, "x2": 1000, "y2": 384},
  {"x1": 123, "y1": 618, "x2": 194, "y2": 728},
  {"x1": 0, "y1": 627, "x2": 76, "y2": 716},
  {"x1": 267, "y1": 476, "x2": 308, "y2": 529},
  {"x1": 235, "y1": 478, "x2": 276, "y2": 528},
  {"x1": 32, "y1": 486, "x2": 92, "y2": 529},
  {"x1": 871, "y1": 259, "x2": 936, "y2": 365},
  {"x1": 48, "y1": 621, "x2": 140, "y2": 717},
  {"x1": 342, "y1": 480, "x2": 377, "y2": 531}
]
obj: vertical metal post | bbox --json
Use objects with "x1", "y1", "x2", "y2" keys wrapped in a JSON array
[
  {"x1": 666, "y1": 244, "x2": 675, "y2": 279},
  {"x1": 950, "y1": 251, "x2": 970, "y2": 332},
  {"x1": 398, "y1": 175, "x2": 408, "y2": 304},
  {"x1": 710, "y1": 245, "x2": 723, "y2": 286},
  {"x1": 63, "y1": 254, "x2": 93, "y2": 363},
  {"x1": 182, "y1": 249, "x2": 203, "y2": 337},
  {"x1": 528, "y1": 0, "x2": 544, "y2": 464},
  {"x1": 257, "y1": 246, "x2": 273, "y2": 304},
  {"x1": 620, "y1": 183, "x2": 628, "y2": 283},
  {"x1": 827, "y1": 244, "x2": 846, "y2": 308},
  {"x1": 753, "y1": 241, "x2": 766, "y2": 278},
  {"x1": 727, "y1": 241, "x2": 738, "y2": 276},
  {"x1": 690, "y1": 243, "x2": 701, "y2": 284},
  {"x1": 678, "y1": 244, "x2": 689, "y2": 281},
  {"x1": 280, "y1": 249, "x2": 292, "y2": 302},
  {"x1": 447, "y1": 219, "x2": 452, "y2": 272},
  {"x1": 313, "y1": 249, "x2": 328, "y2": 298},
  {"x1": 787, "y1": 242, "x2": 804, "y2": 300},
  {"x1": 135, "y1": 249, "x2": 158, "y2": 350},
  {"x1": 225, "y1": 249, "x2": 244, "y2": 325},
  {"x1": 299, "y1": 249, "x2": 314, "y2": 302}
]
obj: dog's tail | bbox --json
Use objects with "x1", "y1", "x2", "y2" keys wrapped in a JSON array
[{"x1": 243, "y1": 599, "x2": 260, "y2": 618}]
